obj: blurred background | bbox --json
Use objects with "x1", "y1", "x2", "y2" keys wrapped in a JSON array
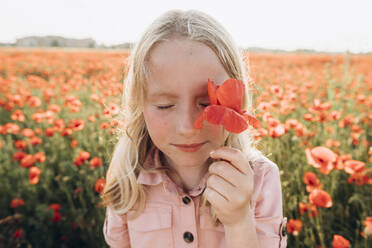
[{"x1": 1, "y1": 0, "x2": 372, "y2": 53}]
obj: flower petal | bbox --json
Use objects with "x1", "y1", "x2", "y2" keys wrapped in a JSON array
[
  {"x1": 242, "y1": 112, "x2": 261, "y2": 129},
  {"x1": 305, "y1": 148, "x2": 318, "y2": 168},
  {"x1": 201, "y1": 105, "x2": 249, "y2": 133},
  {"x1": 193, "y1": 110, "x2": 206, "y2": 129},
  {"x1": 221, "y1": 108, "x2": 248, "y2": 133},
  {"x1": 207, "y1": 78, "x2": 218, "y2": 105},
  {"x1": 216, "y1": 78, "x2": 244, "y2": 112},
  {"x1": 204, "y1": 105, "x2": 225, "y2": 126}
]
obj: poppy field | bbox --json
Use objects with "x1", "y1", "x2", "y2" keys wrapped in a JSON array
[{"x1": 0, "y1": 47, "x2": 371, "y2": 247}]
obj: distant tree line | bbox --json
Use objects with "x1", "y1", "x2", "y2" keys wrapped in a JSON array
[{"x1": 0, "y1": 36, "x2": 370, "y2": 54}]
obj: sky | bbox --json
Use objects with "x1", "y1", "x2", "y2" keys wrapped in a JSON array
[{"x1": 1, "y1": 0, "x2": 372, "y2": 53}]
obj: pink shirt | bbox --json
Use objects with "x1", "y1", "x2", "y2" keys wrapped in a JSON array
[{"x1": 103, "y1": 147, "x2": 287, "y2": 248}]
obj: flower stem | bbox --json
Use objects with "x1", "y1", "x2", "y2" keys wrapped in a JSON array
[{"x1": 221, "y1": 127, "x2": 225, "y2": 147}]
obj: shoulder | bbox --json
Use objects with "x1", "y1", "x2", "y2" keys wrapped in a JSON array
[
  {"x1": 103, "y1": 206, "x2": 131, "y2": 247},
  {"x1": 252, "y1": 153, "x2": 280, "y2": 177}
]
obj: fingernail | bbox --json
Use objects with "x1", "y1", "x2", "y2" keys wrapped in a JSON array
[{"x1": 210, "y1": 150, "x2": 215, "y2": 156}]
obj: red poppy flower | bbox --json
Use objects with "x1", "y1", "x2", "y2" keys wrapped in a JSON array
[
  {"x1": 74, "y1": 151, "x2": 91, "y2": 166},
  {"x1": 10, "y1": 198, "x2": 25, "y2": 208},
  {"x1": 51, "y1": 211, "x2": 62, "y2": 223},
  {"x1": 332, "y1": 234, "x2": 350, "y2": 248},
  {"x1": 362, "y1": 217, "x2": 372, "y2": 236},
  {"x1": 193, "y1": 78, "x2": 260, "y2": 133},
  {"x1": 347, "y1": 172, "x2": 369, "y2": 186},
  {"x1": 309, "y1": 189, "x2": 333, "y2": 208},
  {"x1": 287, "y1": 219, "x2": 302, "y2": 236},
  {"x1": 344, "y1": 160, "x2": 365, "y2": 174},
  {"x1": 303, "y1": 172, "x2": 322, "y2": 192},
  {"x1": 13, "y1": 229, "x2": 23, "y2": 239},
  {"x1": 299, "y1": 202, "x2": 319, "y2": 218},
  {"x1": 89, "y1": 157, "x2": 103, "y2": 169},
  {"x1": 20, "y1": 154, "x2": 35, "y2": 168},
  {"x1": 305, "y1": 146, "x2": 337, "y2": 175},
  {"x1": 48, "y1": 203, "x2": 61, "y2": 212},
  {"x1": 95, "y1": 178, "x2": 106, "y2": 194},
  {"x1": 29, "y1": 166, "x2": 41, "y2": 184}
]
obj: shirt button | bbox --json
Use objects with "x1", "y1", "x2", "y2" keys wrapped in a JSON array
[
  {"x1": 183, "y1": 231, "x2": 194, "y2": 243},
  {"x1": 182, "y1": 196, "x2": 191, "y2": 205}
]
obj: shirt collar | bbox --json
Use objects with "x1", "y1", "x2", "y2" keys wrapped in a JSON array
[{"x1": 137, "y1": 146, "x2": 209, "y2": 197}]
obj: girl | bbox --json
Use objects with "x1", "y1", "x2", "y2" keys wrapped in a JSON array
[{"x1": 102, "y1": 9, "x2": 287, "y2": 248}]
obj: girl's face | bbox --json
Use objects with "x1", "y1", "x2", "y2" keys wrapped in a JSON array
[{"x1": 143, "y1": 38, "x2": 230, "y2": 170}]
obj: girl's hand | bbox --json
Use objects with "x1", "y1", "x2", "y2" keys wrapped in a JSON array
[{"x1": 205, "y1": 146, "x2": 254, "y2": 227}]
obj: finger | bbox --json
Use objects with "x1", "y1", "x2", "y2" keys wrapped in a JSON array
[
  {"x1": 204, "y1": 186, "x2": 228, "y2": 211},
  {"x1": 208, "y1": 161, "x2": 245, "y2": 188},
  {"x1": 210, "y1": 147, "x2": 252, "y2": 175},
  {"x1": 206, "y1": 174, "x2": 236, "y2": 202}
]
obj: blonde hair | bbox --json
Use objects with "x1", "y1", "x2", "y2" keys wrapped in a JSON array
[{"x1": 101, "y1": 9, "x2": 263, "y2": 226}]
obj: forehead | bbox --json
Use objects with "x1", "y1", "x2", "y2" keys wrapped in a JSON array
[{"x1": 146, "y1": 38, "x2": 230, "y2": 98}]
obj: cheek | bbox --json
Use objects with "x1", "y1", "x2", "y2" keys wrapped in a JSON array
[
  {"x1": 204, "y1": 121, "x2": 222, "y2": 135},
  {"x1": 204, "y1": 122, "x2": 227, "y2": 144},
  {"x1": 143, "y1": 106, "x2": 172, "y2": 140}
]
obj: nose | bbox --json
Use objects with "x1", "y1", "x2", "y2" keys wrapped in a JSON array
[{"x1": 175, "y1": 103, "x2": 202, "y2": 137}]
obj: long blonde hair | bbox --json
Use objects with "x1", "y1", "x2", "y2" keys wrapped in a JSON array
[{"x1": 101, "y1": 9, "x2": 263, "y2": 225}]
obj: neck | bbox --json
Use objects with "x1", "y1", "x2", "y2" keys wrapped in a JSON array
[{"x1": 160, "y1": 151, "x2": 211, "y2": 192}]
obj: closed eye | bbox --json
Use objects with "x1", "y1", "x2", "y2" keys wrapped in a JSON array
[
  {"x1": 156, "y1": 105, "x2": 174, "y2": 109},
  {"x1": 156, "y1": 103, "x2": 209, "y2": 110}
]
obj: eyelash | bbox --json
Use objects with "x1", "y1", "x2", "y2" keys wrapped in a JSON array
[{"x1": 157, "y1": 103, "x2": 209, "y2": 110}]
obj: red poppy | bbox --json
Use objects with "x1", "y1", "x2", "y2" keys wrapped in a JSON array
[
  {"x1": 48, "y1": 203, "x2": 61, "y2": 212},
  {"x1": 344, "y1": 160, "x2": 365, "y2": 174},
  {"x1": 309, "y1": 189, "x2": 333, "y2": 208},
  {"x1": 34, "y1": 152, "x2": 46, "y2": 163},
  {"x1": 10, "y1": 198, "x2": 25, "y2": 208},
  {"x1": 299, "y1": 202, "x2": 319, "y2": 218},
  {"x1": 193, "y1": 78, "x2": 260, "y2": 133},
  {"x1": 347, "y1": 172, "x2": 369, "y2": 186},
  {"x1": 332, "y1": 234, "x2": 350, "y2": 248},
  {"x1": 362, "y1": 217, "x2": 372, "y2": 237},
  {"x1": 45, "y1": 127, "x2": 55, "y2": 137},
  {"x1": 305, "y1": 146, "x2": 337, "y2": 175},
  {"x1": 287, "y1": 219, "x2": 302, "y2": 236},
  {"x1": 95, "y1": 178, "x2": 106, "y2": 194},
  {"x1": 47, "y1": 203, "x2": 62, "y2": 222},
  {"x1": 51, "y1": 211, "x2": 62, "y2": 223},
  {"x1": 29, "y1": 166, "x2": 41, "y2": 184},
  {"x1": 68, "y1": 119, "x2": 85, "y2": 131},
  {"x1": 14, "y1": 140, "x2": 28, "y2": 150},
  {"x1": 21, "y1": 128, "x2": 35, "y2": 137},
  {"x1": 13, "y1": 151, "x2": 27, "y2": 161},
  {"x1": 13, "y1": 229, "x2": 23, "y2": 239},
  {"x1": 89, "y1": 157, "x2": 103, "y2": 169},
  {"x1": 11, "y1": 109, "x2": 26, "y2": 122},
  {"x1": 303, "y1": 172, "x2": 322, "y2": 192},
  {"x1": 74, "y1": 151, "x2": 91, "y2": 166}
]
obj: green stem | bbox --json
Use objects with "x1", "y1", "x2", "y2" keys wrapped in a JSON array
[
  {"x1": 60, "y1": 181, "x2": 76, "y2": 216},
  {"x1": 221, "y1": 127, "x2": 225, "y2": 147},
  {"x1": 315, "y1": 210, "x2": 326, "y2": 247}
]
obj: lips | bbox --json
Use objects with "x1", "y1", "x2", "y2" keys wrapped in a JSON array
[
  {"x1": 173, "y1": 142, "x2": 205, "y2": 148},
  {"x1": 172, "y1": 142, "x2": 206, "y2": 152}
]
